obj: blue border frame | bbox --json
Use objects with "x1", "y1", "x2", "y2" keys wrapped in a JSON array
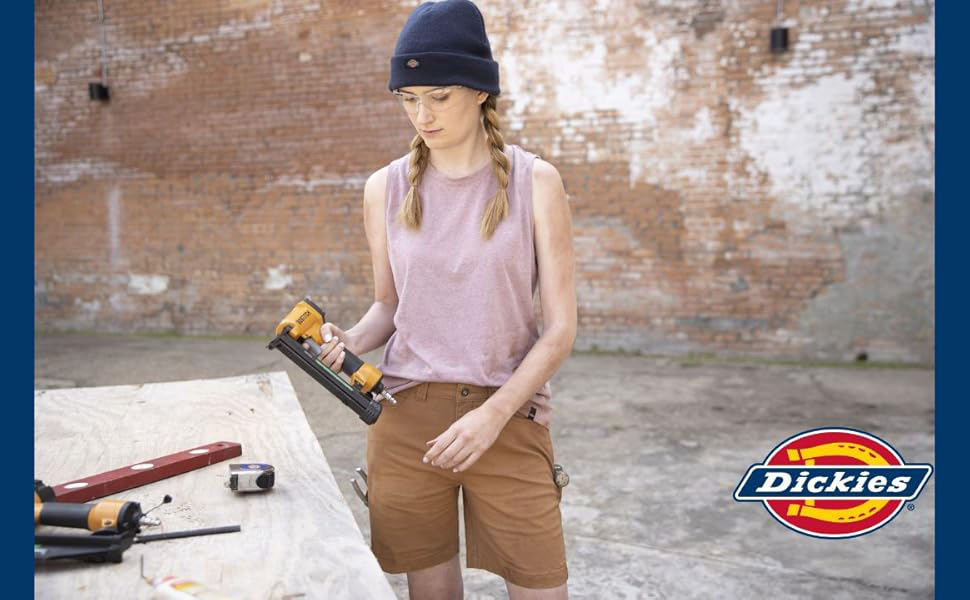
[
  {"x1": 15, "y1": 0, "x2": 34, "y2": 594},
  {"x1": 937, "y1": 3, "x2": 958, "y2": 596}
]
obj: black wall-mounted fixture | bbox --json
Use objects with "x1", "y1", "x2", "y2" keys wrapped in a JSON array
[
  {"x1": 89, "y1": 82, "x2": 110, "y2": 101},
  {"x1": 770, "y1": 27, "x2": 789, "y2": 53},
  {"x1": 771, "y1": 0, "x2": 790, "y2": 54},
  {"x1": 90, "y1": 0, "x2": 112, "y2": 102}
]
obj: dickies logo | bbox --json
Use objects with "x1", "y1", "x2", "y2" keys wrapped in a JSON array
[{"x1": 734, "y1": 428, "x2": 933, "y2": 538}]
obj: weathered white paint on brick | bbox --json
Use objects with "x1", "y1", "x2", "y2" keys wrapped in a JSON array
[
  {"x1": 910, "y1": 68, "x2": 935, "y2": 161},
  {"x1": 74, "y1": 297, "x2": 101, "y2": 316},
  {"x1": 52, "y1": 273, "x2": 127, "y2": 285},
  {"x1": 687, "y1": 107, "x2": 716, "y2": 143},
  {"x1": 265, "y1": 175, "x2": 368, "y2": 192},
  {"x1": 265, "y1": 265, "x2": 293, "y2": 290},
  {"x1": 847, "y1": 0, "x2": 906, "y2": 10},
  {"x1": 891, "y1": 16, "x2": 934, "y2": 58},
  {"x1": 108, "y1": 186, "x2": 122, "y2": 270},
  {"x1": 128, "y1": 274, "x2": 170, "y2": 295},
  {"x1": 737, "y1": 38, "x2": 933, "y2": 233},
  {"x1": 493, "y1": 2, "x2": 680, "y2": 187},
  {"x1": 214, "y1": 18, "x2": 272, "y2": 40},
  {"x1": 108, "y1": 292, "x2": 132, "y2": 312},
  {"x1": 114, "y1": 44, "x2": 189, "y2": 97},
  {"x1": 737, "y1": 73, "x2": 870, "y2": 227},
  {"x1": 38, "y1": 159, "x2": 137, "y2": 184}
]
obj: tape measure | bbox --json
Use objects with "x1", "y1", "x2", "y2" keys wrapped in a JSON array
[{"x1": 226, "y1": 463, "x2": 275, "y2": 493}]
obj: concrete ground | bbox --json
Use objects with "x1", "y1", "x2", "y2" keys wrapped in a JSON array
[{"x1": 35, "y1": 333, "x2": 934, "y2": 599}]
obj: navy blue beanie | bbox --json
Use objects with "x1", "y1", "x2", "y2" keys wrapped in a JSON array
[{"x1": 388, "y1": 0, "x2": 500, "y2": 96}]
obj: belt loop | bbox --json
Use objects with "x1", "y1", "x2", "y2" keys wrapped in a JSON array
[{"x1": 419, "y1": 382, "x2": 429, "y2": 402}]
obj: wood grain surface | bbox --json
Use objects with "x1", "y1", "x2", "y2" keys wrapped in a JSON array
[{"x1": 34, "y1": 371, "x2": 395, "y2": 599}]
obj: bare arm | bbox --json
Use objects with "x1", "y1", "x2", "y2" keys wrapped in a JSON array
[
  {"x1": 344, "y1": 166, "x2": 399, "y2": 355},
  {"x1": 484, "y1": 158, "x2": 577, "y2": 420}
]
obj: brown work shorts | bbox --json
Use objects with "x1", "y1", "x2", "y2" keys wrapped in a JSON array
[{"x1": 366, "y1": 382, "x2": 568, "y2": 589}]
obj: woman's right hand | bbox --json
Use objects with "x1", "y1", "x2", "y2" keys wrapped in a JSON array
[{"x1": 304, "y1": 322, "x2": 351, "y2": 373}]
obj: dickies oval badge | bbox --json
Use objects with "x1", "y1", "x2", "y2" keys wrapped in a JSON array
[
  {"x1": 733, "y1": 428, "x2": 933, "y2": 538},
  {"x1": 406, "y1": 58, "x2": 420, "y2": 68}
]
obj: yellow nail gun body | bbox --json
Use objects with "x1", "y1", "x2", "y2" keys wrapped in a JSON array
[{"x1": 268, "y1": 298, "x2": 395, "y2": 425}]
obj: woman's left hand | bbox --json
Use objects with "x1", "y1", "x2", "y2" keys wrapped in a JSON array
[{"x1": 424, "y1": 403, "x2": 509, "y2": 472}]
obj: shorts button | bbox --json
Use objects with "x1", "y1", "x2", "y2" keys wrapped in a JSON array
[{"x1": 460, "y1": 387, "x2": 469, "y2": 396}]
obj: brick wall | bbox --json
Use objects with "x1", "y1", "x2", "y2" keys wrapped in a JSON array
[{"x1": 35, "y1": 0, "x2": 935, "y2": 364}]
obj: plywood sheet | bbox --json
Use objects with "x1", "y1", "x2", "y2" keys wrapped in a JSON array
[{"x1": 34, "y1": 371, "x2": 394, "y2": 599}]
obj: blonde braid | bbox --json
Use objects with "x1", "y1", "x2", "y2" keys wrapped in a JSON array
[
  {"x1": 480, "y1": 95, "x2": 510, "y2": 240},
  {"x1": 398, "y1": 133, "x2": 430, "y2": 230}
]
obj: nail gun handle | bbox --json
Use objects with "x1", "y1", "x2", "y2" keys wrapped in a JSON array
[
  {"x1": 340, "y1": 350, "x2": 365, "y2": 377},
  {"x1": 304, "y1": 339, "x2": 364, "y2": 382}
]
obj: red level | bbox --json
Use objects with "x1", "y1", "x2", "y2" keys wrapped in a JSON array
[{"x1": 51, "y1": 441, "x2": 242, "y2": 503}]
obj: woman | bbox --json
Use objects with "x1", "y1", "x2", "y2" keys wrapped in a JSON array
[{"x1": 310, "y1": 1, "x2": 576, "y2": 598}]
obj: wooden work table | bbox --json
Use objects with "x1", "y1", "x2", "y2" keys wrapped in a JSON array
[{"x1": 34, "y1": 371, "x2": 395, "y2": 599}]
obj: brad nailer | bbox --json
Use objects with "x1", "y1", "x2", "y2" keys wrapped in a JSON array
[{"x1": 268, "y1": 298, "x2": 396, "y2": 425}]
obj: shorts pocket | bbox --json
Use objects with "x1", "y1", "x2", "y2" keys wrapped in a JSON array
[{"x1": 392, "y1": 383, "x2": 427, "y2": 402}]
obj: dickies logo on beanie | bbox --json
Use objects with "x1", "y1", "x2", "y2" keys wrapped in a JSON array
[{"x1": 388, "y1": 0, "x2": 500, "y2": 96}]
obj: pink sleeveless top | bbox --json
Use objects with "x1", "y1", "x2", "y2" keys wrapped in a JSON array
[{"x1": 378, "y1": 143, "x2": 554, "y2": 428}]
